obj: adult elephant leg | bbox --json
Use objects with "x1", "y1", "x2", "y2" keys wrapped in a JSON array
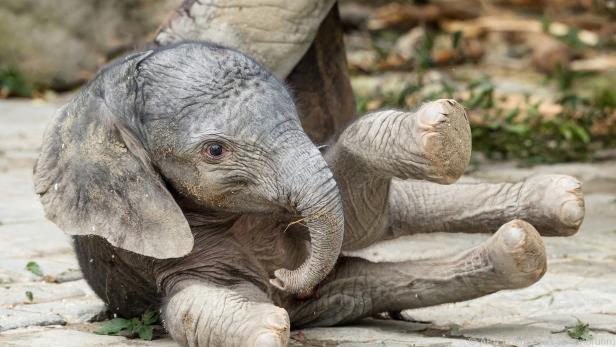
[
  {"x1": 388, "y1": 174, "x2": 585, "y2": 237},
  {"x1": 324, "y1": 99, "x2": 471, "y2": 249},
  {"x1": 289, "y1": 220, "x2": 546, "y2": 328},
  {"x1": 154, "y1": 0, "x2": 336, "y2": 79},
  {"x1": 285, "y1": 4, "x2": 357, "y2": 144}
]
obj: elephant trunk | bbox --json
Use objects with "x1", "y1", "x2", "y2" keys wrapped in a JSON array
[{"x1": 269, "y1": 147, "x2": 344, "y2": 295}]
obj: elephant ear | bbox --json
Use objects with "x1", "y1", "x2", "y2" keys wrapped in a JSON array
[{"x1": 33, "y1": 94, "x2": 194, "y2": 259}]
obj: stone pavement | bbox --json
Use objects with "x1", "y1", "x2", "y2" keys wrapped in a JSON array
[{"x1": 1, "y1": 98, "x2": 615, "y2": 346}]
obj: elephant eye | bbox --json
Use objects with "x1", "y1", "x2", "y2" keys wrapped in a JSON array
[{"x1": 204, "y1": 143, "x2": 230, "y2": 159}]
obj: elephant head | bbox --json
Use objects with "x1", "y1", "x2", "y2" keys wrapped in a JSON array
[{"x1": 33, "y1": 42, "x2": 344, "y2": 294}]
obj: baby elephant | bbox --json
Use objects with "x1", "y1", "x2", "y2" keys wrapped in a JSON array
[{"x1": 34, "y1": 42, "x2": 584, "y2": 347}]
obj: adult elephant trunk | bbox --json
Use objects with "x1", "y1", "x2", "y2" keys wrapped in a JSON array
[{"x1": 269, "y1": 146, "x2": 344, "y2": 295}]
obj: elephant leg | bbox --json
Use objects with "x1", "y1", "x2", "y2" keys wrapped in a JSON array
[
  {"x1": 330, "y1": 99, "x2": 472, "y2": 184},
  {"x1": 163, "y1": 281, "x2": 290, "y2": 347},
  {"x1": 286, "y1": 3, "x2": 357, "y2": 144},
  {"x1": 388, "y1": 174, "x2": 585, "y2": 237},
  {"x1": 289, "y1": 220, "x2": 546, "y2": 328},
  {"x1": 325, "y1": 99, "x2": 471, "y2": 250}
]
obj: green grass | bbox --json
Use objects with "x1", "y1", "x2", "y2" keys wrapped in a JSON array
[
  {"x1": 352, "y1": 21, "x2": 615, "y2": 164},
  {"x1": 354, "y1": 73, "x2": 614, "y2": 164},
  {"x1": 95, "y1": 308, "x2": 160, "y2": 341},
  {"x1": 0, "y1": 68, "x2": 33, "y2": 97},
  {"x1": 567, "y1": 319, "x2": 593, "y2": 341},
  {"x1": 25, "y1": 261, "x2": 44, "y2": 277}
]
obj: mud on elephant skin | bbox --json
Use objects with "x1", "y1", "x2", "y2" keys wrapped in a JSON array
[{"x1": 33, "y1": 42, "x2": 584, "y2": 347}]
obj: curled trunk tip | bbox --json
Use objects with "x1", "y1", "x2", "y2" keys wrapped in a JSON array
[{"x1": 270, "y1": 201, "x2": 344, "y2": 294}]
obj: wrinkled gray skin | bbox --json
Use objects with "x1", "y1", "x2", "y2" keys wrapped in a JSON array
[{"x1": 34, "y1": 42, "x2": 584, "y2": 347}]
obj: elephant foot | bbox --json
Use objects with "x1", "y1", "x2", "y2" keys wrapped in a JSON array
[
  {"x1": 164, "y1": 283, "x2": 290, "y2": 347},
  {"x1": 329, "y1": 98, "x2": 471, "y2": 185},
  {"x1": 415, "y1": 99, "x2": 471, "y2": 184},
  {"x1": 486, "y1": 219, "x2": 547, "y2": 288},
  {"x1": 249, "y1": 308, "x2": 290, "y2": 347},
  {"x1": 518, "y1": 174, "x2": 585, "y2": 236}
]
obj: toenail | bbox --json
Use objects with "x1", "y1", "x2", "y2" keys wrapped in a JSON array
[
  {"x1": 255, "y1": 332, "x2": 281, "y2": 347},
  {"x1": 561, "y1": 200, "x2": 584, "y2": 227},
  {"x1": 503, "y1": 226, "x2": 525, "y2": 248},
  {"x1": 264, "y1": 313, "x2": 286, "y2": 328},
  {"x1": 559, "y1": 177, "x2": 581, "y2": 191}
]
